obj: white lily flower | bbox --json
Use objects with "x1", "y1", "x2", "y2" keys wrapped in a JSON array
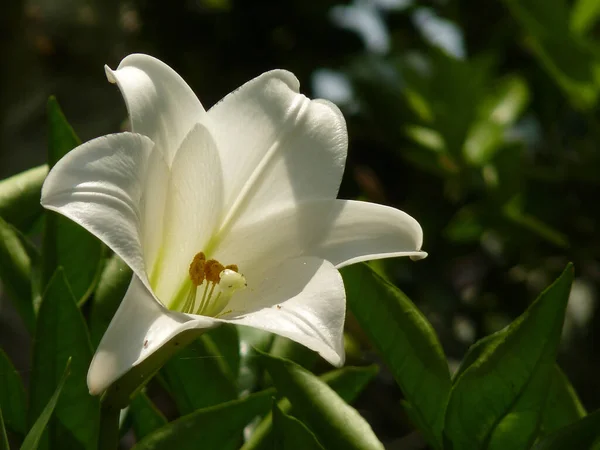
[{"x1": 41, "y1": 54, "x2": 426, "y2": 395}]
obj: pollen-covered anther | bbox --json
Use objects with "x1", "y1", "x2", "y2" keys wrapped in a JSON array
[
  {"x1": 188, "y1": 252, "x2": 206, "y2": 286},
  {"x1": 225, "y1": 264, "x2": 239, "y2": 273},
  {"x1": 204, "y1": 259, "x2": 225, "y2": 284}
]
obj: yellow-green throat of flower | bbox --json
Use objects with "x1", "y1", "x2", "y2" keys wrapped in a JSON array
[{"x1": 171, "y1": 252, "x2": 247, "y2": 316}]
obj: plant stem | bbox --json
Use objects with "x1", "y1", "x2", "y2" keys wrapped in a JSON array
[{"x1": 98, "y1": 402, "x2": 120, "y2": 450}]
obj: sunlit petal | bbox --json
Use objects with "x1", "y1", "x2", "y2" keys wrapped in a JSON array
[
  {"x1": 106, "y1": 54, "x2": 208, "y2": 165},
  {"x1": 224, "y1": 257, "x2": 346, "y2": 367},
  {"x1": 41, "y1": 132, "x2": 161, "y2": 286},
  {"x1": 152, "y1": 123, "x2": 225, "y2": 303},
  {"x1": 215, "y1": 199, "x2": 425, "y2": 273},
  {"x1": 88, "y1": 276, "x2": 218, "y2": 395},
  {"x1": 207, "y1": 71, "x2": 347, "y2": 230}
]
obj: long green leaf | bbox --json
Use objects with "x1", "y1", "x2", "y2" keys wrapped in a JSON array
[
  {"x1": 541, "y1": 366, "x2": 586, "y2": 435},
  {"x1": 242, "y1": 365, "x2": 379, "y2": 450},
  {"x1": 129, "y1": 392, "x2": 168, "y2": 441},
  {"x1": 42, "y1": 97, "x2": 104, "y2": 305},
  {"x1": 341, "y1": 263, "x2": 450, "y2": 449},
  {"x1": 28, "y1": 269, "x2": 99, "y2": 450},
  {"x1": 0, "y1": 165, "x2": 47, "y2": 232},
  {"x1": 89, "y1": 254, "x2": 132, "y2": 348},
  {"x1": 133, "y1": 389, "x2": 274, "y2": 450},
  {"x1": 444, "y1": 264, "x2": 574, "y2": 450},
  {"x1": 260, "y1": 352, "x2": 384, "y2": 450},
  {"x1": 0, "y1": 350, "x2": 26, "y2": 436},
  {"x1": 534, "y1": 408, "x2": 600, "y2": 450},
  {"x1": 502, "y1": 0, "x2": 600, "y2": 109},
  {"x1": 454, "y1": 332, "x2": 586, "y2": 437},
  {"x1": 0, "y1": 408, "x2": 9, "y2": 450},
  {"x1": 272, "y1": 402, "x2": 324, "y2": 450},
  {"x1": 205, "y1": 324, "x2": 240, "y2": 381},
  {"x1": 160, "y1": 336, "x2": 237, "y2": 415},
  {"x1": 21, "y1": 359, "x2": 71, "y2": 450},
  {"x1": 237, "y1": 327, "x2": 274, "y2": 394},
  {"x1": 570, "y1": 0, "x2": 600, "y2": 35},
  {"x1": 0, "y1": 217, "x2": 34, "y2": 332}
]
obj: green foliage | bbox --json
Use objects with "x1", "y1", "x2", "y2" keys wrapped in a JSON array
[
  {"x1": 129, "y1": 393, "x2": 168, "y2": 441},
  {"x1": 242, "y1": 365, "x2": 378, "y2": 450},
  {"x1": 260, "y1": 351, "x2": 384, "y2": 450},
  {"x1": 444, "y1": 264, "x2": 573, "y2": 450},
  {"x1": 502, "y1": 0, "x2": 600, "y2": 109},
  {"x1": 541, "y1": 366, "x2": 587, "y2": 436},
  {"x1": 160, "y1": 336, "x2": 237, "y2": 415},
  {"x1": 341, "y1": 263, "x2": 450, "y2": 449},
  {"x1": 0, "y1": 350, "x2": 26, "y2": 436},
  {"x1": 42, "y1": 98, "x2": 105, "y2": 305},
  {"x1": 21, "y1": 359, "x2": 71, "y2": 450},
  {"x1": 132, "y1": 389, "x2": 274, "y2": 450},
  {"x1": 533, "y1": 408, "x2": 600, "y2": 450},
  {"x1": 0, "y1": 409, "x2": 9, "y2": 450},
  {"x1": 272, "y1": 402, "x2": 325, "y2": 450},
  {"x1": 28, "y1": 269, "x2": 99, "y2": 450},
  {"x1": 0, "y1": 165, "x2": 47, "y2": 232},
  {"x1": 89, "y1": 254, "x2": 132, "y2": 348},
  {"x1": 0, "y1": 217, "x2": 34, "y2": 332}
]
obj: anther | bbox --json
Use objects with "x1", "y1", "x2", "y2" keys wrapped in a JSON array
[
  {"x1": 204, "y1": 259, "x2": 225, "y2": 284},
  {"x1": 188, "y1": 252, "x2": 206, "y2": 286}
]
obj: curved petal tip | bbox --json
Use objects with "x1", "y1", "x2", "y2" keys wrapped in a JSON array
[
  {"x1": 104, "y1": 64, "x2": 116, "y2": 83},
  {"x1": 410, "y1": 251, "x2": 428, "y2": 261},
  {"x1": 87, "y1": 350, "x2": 119, "y2": 395}
]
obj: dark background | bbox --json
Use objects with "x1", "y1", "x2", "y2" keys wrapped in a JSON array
[{"x1": 1, "y1": 0, "x2": 599, "y2": 447}]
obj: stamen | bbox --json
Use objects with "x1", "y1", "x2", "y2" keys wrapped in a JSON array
[
  {"x1": 181, "y1": 252, "x2": 246, "y2": 317},
  {"x1": 188, "y1": 252, "x2": 206, "y2": 286}
]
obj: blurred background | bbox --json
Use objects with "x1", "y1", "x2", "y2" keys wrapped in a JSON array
[{"x1": 2, "y1": 0, "x2": 600, "y2": 447}]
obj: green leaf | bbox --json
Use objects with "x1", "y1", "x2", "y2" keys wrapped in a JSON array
[
  {"x1": 502, "y1": 0, "x2": 600, "y2": 109},
  {"x1": 160, "y1": 336, "x2": 237, "y2": 415},
  {"x1": 42, "y1": 97, "x2": 105, "y2": 305},
  {"x1": 28, "y1": 269, "x2": 99, "y2": 450},
  {"x1": 272, "y1": 402, "x2": 324, "y2": 450},
  {"x1": 0, "y1": 408, "x2": 9, "y2": 450},
  {"x1": 237, "y1": 327, "x2": 275, "y2": 394},
  {"x1": 570, "y1": 0, "x2": 600, "y2": 35},
  {"x1": 0, "y1": 165, "x2": 47, "y2": 232},
  {"x1": 0, "y1": 217, "x2": 34, "y2": 332},
  {"x1": 534, "y1": 408, "x2": 600, "y2": 450},
  {"x1": 268, "y1": 336, "x2": 318, "y2": 370},
  {"x1": 21, "y1": 359, "x2": 71, "y2": 450},
  {"x1": 541, "y1": 366, "x2": 586, "y2": 435},
  {"x1": 204, "y1": 324, "x2": 240, "y2": 382},
  {"x1": 89, "y1": 254, "x2": 132, "y2": 348},
  {"x1": 341, "y1": 263, "x2": 450, "y2": 449},
  {"x1": 242, "y1": 365, "x2": 379, "y2": 450},
  {"x1": 0, "y1": 349, "x2": 27, "y2": 436},
  {"x1": 133, "y1": 388, "x2": 274, "y2": 450},
  {"x1": 463, "y1": 76, "x2": 529, "y2": 167},
  {"x1": 444, "y1": 264, "x2": 574, "y2": 450},
  {"x1": 260, "y1": 352, "x2": 384, "y2": 450},
  {"x1": 129, "y1": 392, "x2": 168, "y2": 441}
]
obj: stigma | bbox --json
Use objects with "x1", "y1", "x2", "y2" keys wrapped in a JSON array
[{"x1": 181, "y1": 252, "x2": 247, "y2": 317}]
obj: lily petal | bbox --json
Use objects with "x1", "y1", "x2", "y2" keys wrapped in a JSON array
[
  {"x1": 214, "y1": 199, "x2": 425, "y2": 273},
  {"x1": 106, "y1": 54, "x2": 208, "y2": 165},
  {"x1": 152, "y1": 123, "x2": 225, "y2": 304},
  {"x1": 207, "y1": 70, "x2": 347, "y2": 230},
  {"x1": 225, "y1": 257, "x2": 346, "y2": 367},
  {"x1": 87, "y1": 276, "x2": 217, "y2": 395},
  {"x1": 41, "y1": 133, "x2": 162, "y2": 287}
]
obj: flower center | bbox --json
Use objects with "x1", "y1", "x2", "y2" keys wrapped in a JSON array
[{"x1": 174, "y1": 252, "x2": 246, "y2": 317}]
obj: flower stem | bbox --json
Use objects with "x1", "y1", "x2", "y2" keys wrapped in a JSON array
[{"x1": 98, "y1": 402, "x2": 120, "y2": 450}]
